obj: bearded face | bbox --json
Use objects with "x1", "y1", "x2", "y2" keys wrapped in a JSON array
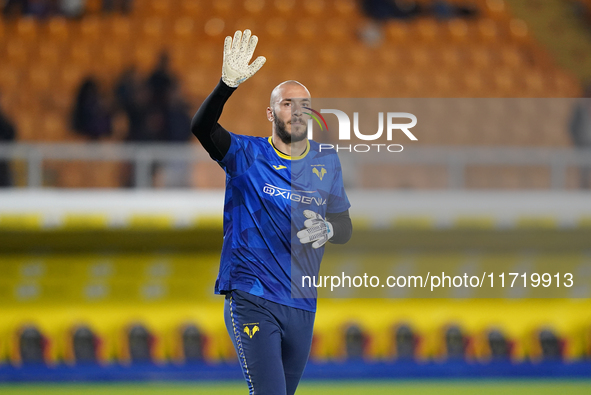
[{"x1": 273, "y1": 109, "x2": 308, "y2": 145}]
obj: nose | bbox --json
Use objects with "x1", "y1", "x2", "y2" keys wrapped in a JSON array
[{"x1": 292, "y1": 101, "x2": 303, "y2": 116}]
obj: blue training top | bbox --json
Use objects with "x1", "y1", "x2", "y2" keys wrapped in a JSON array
[{"x1": 214, "y1": 132, "x2": 350, "y2": 312}]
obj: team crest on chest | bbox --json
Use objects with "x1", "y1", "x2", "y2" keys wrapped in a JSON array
[{"x1": 311, "y1": 165, "x2": 327, "y2": 181}]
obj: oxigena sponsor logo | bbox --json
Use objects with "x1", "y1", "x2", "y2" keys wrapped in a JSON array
[
  {"x1": 305, "y1": 109, "x2": 417, "y2": 153},
  {"x1": 262, "y1": 183, "x2": 327, "y2": 206}
]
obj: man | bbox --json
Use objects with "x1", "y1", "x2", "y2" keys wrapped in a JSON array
[
  {"x1": 191, "y1": 30, "x2": 352, "y2": 395},
  {"x1": 0, "y1": 91, "x2": 16, "y2": 187},
  {"x1": 569, "y1": 83, "x2": 591, "y2": 188}
]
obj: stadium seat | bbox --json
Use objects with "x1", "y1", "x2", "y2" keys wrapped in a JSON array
[
  {"x1": 212, "y1": 0, "x2": 234, "y2": 17},
  {"x1": 16, "y1": 326, "x2": 48, "y2": 366},
  {"x1": 274, "y1": 0, "x2": 296, "y2": 14},
  {"x1": 27, "y1": 66, "x2": 53, "y2": 93},
  {"x1": 69, "y1": 45, "x2": 93, "y2": 69},
  {"x1": 5, "y1": 40, "x2": 29, "y2": 66},
  {"x1": 85, "y1": 0, "x2": 102, "y2": 14},
  {"x1": 443, "y1": 325, "x2": 469, "y2": 361},
  {"x1": 524, "y1": 70, "x2": 545, "y2": 96},
  {"x1": 409, "y1": 47, "x2": 433, "y2": 69},
  {"x1": 233, "y1": 17, "x2": 259, "y2": 33},
  {"x1": 265, "y1": 17, "x2": 287, "y2": 40},
  {"x1": 439, "y1": 46, "x2": 461, "y2": 70},
  {"x1": 499, "y1": 45, "x2": 525, "y2": 69},
  {"x1": 59, "y1": 65, "x2": 86, "y2": 92},
  {"x1": 470, "y1": 46, "x2": 494, "y2": 69},
  {"x1": 295, "y1": 18, "x2": 319, "y2": 42},
  {"x1": 179, "y1": 0, "x2": 202, "y2": 18},
  {"x1": 179, "y1": 324, "x2": 207, "y2": 363},
  {"x1": 333, "y1": 0, "x2": 357, "y2": 18},
  {"x1": 149, "y1": 0, "x2": 173, "y2": 18},
  {"x1": 46, "y1": 17, "x2": 70, "y2": 43},
  {"x1": 303, "y1": 0, "x2": 325, "y2": 16},
  {"x1": 172, "y1": 17, "x2": 196, "y2": 44},
  {"x1": 107, "y1": 16, "x2": 133, "y2": 43},
  {"x1": 70, "y1": 326, "x2": 99, "y2": 364},
  {"x1": 493, "y1": 68, "x2": 515, "y2": 96},
  {"x1": 413, "y1": 19, "x2": 439, "y2": 44},
  {"x1": 35, "y1": 43, "x2": 63, "y2": 68},
  {"x1": 203, "y1": 17, "x2": 226, "y2": 39},
  {"x1": 126, "y1": 324, "x2": 154, "y2": 363},
  {"x1": 536, "y1": 328, "x2": 564, "y2": 361},
  {"x1": 484, "y1": 0, "x2": 510, "y2": 20},
  {"x1": 392, "y1": 324, "x2": 419, "y2": 361},
  {"x1": 62, "y1": 214, "x2": 109, "y2": 229},
  {"x1": 324, "y1": 18, "x2": 350, "y2": 42},
  {"x1": 509, "y1": 19, "x2": 529, "y2": 42},
  {"x1": 447, "y1": 19, "x2": 471, "y2": 43},
  {"x1": 141, "y1": 17, "x2": 166, "y2": 46},
  {"x1": 477, "y1": 18, "x2": 500, "y2": 42},
  {"x1": 133, "y1": 44, "x2": 159, "y2": 73},
  {"x1": 78, "y1": 16, "x2": 103, "y2": 43},
  {"x1": 347, "y1": 45, "x2": 372, "y2": 69},
  {"x1": 43, "y1": 113, "x2": 68, "y2": 141},
  {"x1": 243, "y1": 0, "x2": 266, "y2": 16},
  {"x1": 344, "y1": 324, "x2": 369, "y2": 360},
  {"x1": 384, "y1": 21, "x2": 409, "y2": 44},
  {"x1": 99, "y1": 43, "x2": 125, "y2": 73},
  {"x1": 15, "y1": 17, "x2": 38, "y2": 41},
  {"x1": 0, "y1": 66, "x2": 22, "y2": 93}
]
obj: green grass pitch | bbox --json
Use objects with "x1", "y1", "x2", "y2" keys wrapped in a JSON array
[{"x1": 1, "y1": 381, "x2": 591, "y2": 395}]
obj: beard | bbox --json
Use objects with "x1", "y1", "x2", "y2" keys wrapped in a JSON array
[{"x1": 274, "y1": 111, "x2": 307, "y2": 145}]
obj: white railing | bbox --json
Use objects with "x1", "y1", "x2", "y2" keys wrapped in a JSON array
[{"x1": 0, "y1": 143, "x2": 590, "y2": 189}]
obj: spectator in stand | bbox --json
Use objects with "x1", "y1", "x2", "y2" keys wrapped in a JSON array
[
  {"x1": 573, "y1": 1, "x2": 591, "y2": 31},
  {"x1": 569, "y1": 83, "x2": 591, "y2": 189},
  {"x1": 59, "y1": 0, "x2": 85, "y2": 18},
  {"x1": 0, "y1": 92, "x2": 16, "y2": 187},
  {"x1": 102, "y1": 0, "x2": 132, "y2": 14},
  {"x1": 361, "y1": 0, "x2": 423, "y2": 21},
  {"x1": 2, "y1": 0, "x2": 28, "y2": 18},
  {"x1": 25, "y1": 0, "x2": 56, "y2": 18},
  {"x1": 147, "y1": 52, "x2": 174, "y2": 109},
  {"x1": 166, "y1": 83, "x2": 192, "y2": 143},
  {"x1": 72, "y1": 77, "x2": 112, "y2": 140},
  {"x1": 114, "y1": 57, "x2": 191, "y2": 187},
  {"x1": 431, "y1": 1, "x2": 477, "y2": 19},
  {"x1": 114, "y1": 67, "x2": 140, "y2": 113},
  {"x1": 114, "y1": 67, "x2": 150, "y2": 142},
  {"x1": 361, "y1": 0, "x2": 476, "y2": 21},
  {"x1": 158, "y1": 82, "x2": 194, "y2": 188}
]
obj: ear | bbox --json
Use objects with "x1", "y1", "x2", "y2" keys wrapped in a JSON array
[{"x1": 266, "y1": 107, "x2": 273, "y2": 122}]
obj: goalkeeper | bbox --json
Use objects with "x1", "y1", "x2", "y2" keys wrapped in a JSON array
[{"x1": 191, "y1": 30, "x2": 352, "y2": 395}]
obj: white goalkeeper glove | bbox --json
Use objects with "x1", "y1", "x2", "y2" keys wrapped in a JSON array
[
  {"x1": 222, "y1": 29, "x2": 266, "y2": 88},
  {"x1": 297, "y1": 210, "x2": 334, "y2": 249}
]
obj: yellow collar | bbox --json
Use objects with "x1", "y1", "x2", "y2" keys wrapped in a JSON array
[{"x1": 268, "y1": 136, "x2": 310, "y2": 160}]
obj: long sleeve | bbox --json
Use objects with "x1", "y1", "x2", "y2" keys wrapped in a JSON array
[
  {"x1": 190, "y1": 79, "x2": 237, "y2": 161},
  {"x1": 327, "y1": 209, "x2": 353, "y2": 244}
]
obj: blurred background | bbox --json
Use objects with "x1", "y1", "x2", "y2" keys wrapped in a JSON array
[{"x1": 1, "y1": 0, "x2": 591, "y2": 393}]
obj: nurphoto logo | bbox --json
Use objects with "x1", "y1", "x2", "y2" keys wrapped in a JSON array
[{"x1": 305, "y1": 109, "x2": 418, "y2": 153}]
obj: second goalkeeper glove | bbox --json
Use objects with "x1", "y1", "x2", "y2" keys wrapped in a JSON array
[{"x1": 297, "y1": 210, "x2": 333, "y2": 249}]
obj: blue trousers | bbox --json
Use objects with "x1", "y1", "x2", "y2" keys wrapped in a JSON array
[{"x1": 224, "y1": 290, "x2": 315, "y2": 395}]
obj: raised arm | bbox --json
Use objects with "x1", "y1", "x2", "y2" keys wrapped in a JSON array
[
  {"x1": 190, "y1": 29, "x2": 266, "y2": 161},
  {"x1": 190, "y1": 80, "x2": 235, "y2": 161}
]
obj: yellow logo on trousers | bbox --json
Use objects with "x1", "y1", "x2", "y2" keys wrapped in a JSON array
[{"x1": 244, "y1": 325, "x2": 259, "y2": 339}]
